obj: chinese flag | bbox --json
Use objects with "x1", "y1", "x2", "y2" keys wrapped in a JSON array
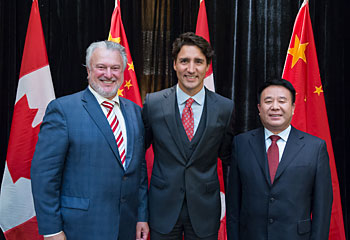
[
  {"x1": 108, "y1": 0, "x2": 142, "y2": 107},
  {"x1": 0, "y1": 0, "x2": 55, "y2": 239},
  {"x1": 282, "y1": 1, "x2": 345, "y2": 239},
  {"x1": 196, "y1": 1, "x2": 226, "y2": 239},
  {"x1": 108, "y1": 0, "x2": 154, "y2": 181}
]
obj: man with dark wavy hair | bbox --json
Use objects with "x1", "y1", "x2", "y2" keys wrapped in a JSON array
[{"x1": 143, "y1": 32, "x2": 234, "y2": 240}]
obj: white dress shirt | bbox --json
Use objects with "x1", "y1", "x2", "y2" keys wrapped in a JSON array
[{"x1": 264, "y1": 125, "x2": 292, "y2": 162}]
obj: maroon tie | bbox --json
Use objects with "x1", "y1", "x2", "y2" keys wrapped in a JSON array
[
  {"x1": 267, "y1": 135, "x2": 280, "y2": 184},
  {"x1": 181, "y1": 98, "x2": 195, "y2": 141}
]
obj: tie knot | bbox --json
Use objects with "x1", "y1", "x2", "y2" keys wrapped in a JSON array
[
  {"x1": 101, "y1": 101, "x2": 115, "y2": 111},
  {"x1": 185, "y1": 98, "x2": 195, "y2": 107},
  {"x1": 270, "y1": 135, "x2": 280, "y2": 143}
]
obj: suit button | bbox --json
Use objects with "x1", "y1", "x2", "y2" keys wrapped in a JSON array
[
  {"x1": 121, "y1": 197, "x2": 126, "y2": 203},
  {"x1": 123, "y1": 176, "x2": 128, "y2": 181},
  {"x1": 180, "y1": 188, "x2": 185, "y2": 193},
  {"x1": 270, "y1": 197, "x2": 275, "y2": 203},
  {"x1": 269, "y1": 218, "x2": 274, "y2": 224}
]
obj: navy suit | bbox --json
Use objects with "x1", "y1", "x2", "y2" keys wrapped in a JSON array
[
  {"x1": 142, "y1": 86, "x2": 234, "y2": 238},
  {"x1": 31, "y1": 88, "x2": 148, "y2": 240},
  {"x1": 226, "y1": 126, "x2": 333, "y2": 240}
]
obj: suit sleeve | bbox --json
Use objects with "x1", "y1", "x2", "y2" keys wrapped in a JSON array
[
  {"x1": 142, "y1": 94, "x2": 153, "y2": 150},
  {"x1": 218, "y1": 103, "x2": 235, "y2": 165},
  {"x1": 138, "y1": 114, "x2": 149, "y2": 222},
  {"x1": 226, "y1": 136, "x2": 241, "y2": 240},
  {"x1": 310, "y1": 140, "x2": 333, "y2": 240},
  {"x1": 31, "y1": 100, "x2": 68, "y2": 235}
]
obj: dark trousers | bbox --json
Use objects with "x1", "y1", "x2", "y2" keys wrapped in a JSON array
[{"x1": 150, "y1": 200, "x2": 218, "y2": 240}]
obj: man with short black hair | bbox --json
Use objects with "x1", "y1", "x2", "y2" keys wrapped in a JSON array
[{"x1": 226, "y1": 78, "x2": 333, "y2": 240}]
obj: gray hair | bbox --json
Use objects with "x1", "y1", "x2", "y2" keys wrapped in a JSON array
[{"x1": 86, "y1": 40, "x2": 128, "y2": 71}]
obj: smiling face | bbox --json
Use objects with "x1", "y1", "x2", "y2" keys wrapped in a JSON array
[
  {"x1": 87, "y1": 47, "x2": 124, "y2": 100},
  {"x1": 173, "y1": 45, "x2": 209, "y2": 96},
  {"x1": 258, "y1": 85, "x2": 295, "y2": 134}
]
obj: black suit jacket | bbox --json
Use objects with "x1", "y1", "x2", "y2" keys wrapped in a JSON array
[
  {"x1": 142, "y1": 86, "x2": 234, "y2": 237},
  {"x1": 226, "y1": 126, "x2": 333, "y2": 240}
]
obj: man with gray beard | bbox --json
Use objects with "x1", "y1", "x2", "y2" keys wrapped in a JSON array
[{"x1": 31, "y1": 41, "x2": 149, "y2": 240}]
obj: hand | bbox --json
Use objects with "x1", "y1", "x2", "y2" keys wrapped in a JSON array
[
  {"x1": 44, "y1": 231, "x2": 66, "y2": 240},
  {"x1": 136, "y1": 221, "x2": 149, "y2": 240}
]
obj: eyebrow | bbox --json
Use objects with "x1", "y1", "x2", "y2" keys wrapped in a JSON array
[{"x1": 263, "y1": 96, "x2": 288, "y2": 100}]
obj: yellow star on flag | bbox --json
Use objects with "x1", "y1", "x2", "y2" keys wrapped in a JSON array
[
  {"x1": 124, "y1": 80, "x2": 133, "y2": 90},
  {"x1": 117, "y1": 88, "x2": 124, "y2": 97},
  {"x1": 313, "y1": 85, "x2": 324, "y2": 96},
  {"x1": 128, "y1": 62, "x2": 134, "y2": 71},
  {"x1": 288, "y1": 35, "x2": 309, "y2": 68},
  {"x1": 108, "y1": 33, "x2": 121, "y2": 43}
]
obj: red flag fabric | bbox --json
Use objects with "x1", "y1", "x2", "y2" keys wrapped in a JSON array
[
  {"x1": 108, "y1": 0, "x2": 142, "y2": 107},
  {"x1": 282, "y1": 1, "x2": 345, "y2": 239},
  {"x1": 196, "y1": 1, "x2": 226, "y2": 239},
  {"x1": 195, "y1": 0, "x2": 215, "y2": 92},
  {"x1": 108, "y1": 0, "x2": 154, "y2": 181},
  {"x1": 0, "y1": 0, "x2": 55, "y2": 239}
]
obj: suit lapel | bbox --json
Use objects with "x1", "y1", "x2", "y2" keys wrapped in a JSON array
[
  {"x1": 119, "y1": 98, "x2": 135, "y2": 170},
  {"x1": 161, "y1": 87, "x2": 187, "y2": 161},
  {"x1": 248, "y1": 128, "x2": 271, "y2": 185},
  {"x1": 81, "y1": 88, "x2": 123, "y2": 168},
  {"x1": 187, "y1": 89, "x2": 218, "y2": 166},
  {"x1": 274, "y1": 127, "x2": 304, "y2": 181}
]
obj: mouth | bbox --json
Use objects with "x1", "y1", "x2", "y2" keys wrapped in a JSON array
[
  {"x1": 185, "y1": 75, "x2": 197, "y2": 80},
  {"x1": 269, "y1": 114, "x2": 282, "y2": 119},
  {"x1": 99, "y1": 78, "x2": 116, "y2": 84}
]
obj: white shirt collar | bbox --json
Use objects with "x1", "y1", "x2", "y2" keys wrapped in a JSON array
[
  {"x1": 264, "y1": 125, "x2": 291, "y2": 142},
  {"x1": 176, "y1": 84, "x2": 205, "y2": 105},
  {"x1": 88, "y1": 85, "x2": 120, "y2": 106}
]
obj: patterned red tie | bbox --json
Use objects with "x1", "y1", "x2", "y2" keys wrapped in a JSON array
[
  {"x1": 182, "y1": 98, "x2": 195, "y2": 141},
  {"x1": 267, "y1": 135, "x2": 280, "y2": 184},
  {"x1": 102, "y1": 101, "x2": 126, "y2": 168}
]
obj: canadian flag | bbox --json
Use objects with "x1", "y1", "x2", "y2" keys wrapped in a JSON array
[
  {"x1": 195, "y1": 1, "x2": 226, "y2": 239},
  {"x1": 0, "y1": 0, "x2": 55, "y2": 239}
]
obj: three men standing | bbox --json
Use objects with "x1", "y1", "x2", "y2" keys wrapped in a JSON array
[{"x1": 31, "y1": 34, "x2": 333, "y2": 240}]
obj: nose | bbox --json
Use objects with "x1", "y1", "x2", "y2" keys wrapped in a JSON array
[
  {"x1": 188, "y1": 62, "x2": 195, "y2": 73},
  {"x1": 104, "y1": 67, "x2": 112, "y2": 78},
  {"x1": 271, "y1": 100, "x2": 280, "y2": 110}
]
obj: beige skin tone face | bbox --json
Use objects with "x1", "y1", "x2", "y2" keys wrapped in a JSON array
[
  {"x1": 258, "y1": 85, "x2": 295, "y2": 134},
  {"x1": 173, "y1": 45, "x2": 209, "y2": 96},
  {"x1": 87, "y1": 47, "x2": 124, "y2": 100}
]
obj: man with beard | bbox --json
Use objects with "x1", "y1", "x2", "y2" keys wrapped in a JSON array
[{"x1": 31, "y1": 41, "x2": 149, "y2": 240}]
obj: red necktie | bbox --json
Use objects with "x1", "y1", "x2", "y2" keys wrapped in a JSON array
[
  {"x1": 267, "y1": 135, "x2": 280, "y2": 184},
  {"x1": 181, "y1": 98, "x2": 195, "y2": 141},
  {"x1": 102, "y1": 101, "x2": 126, "y2": 168}
]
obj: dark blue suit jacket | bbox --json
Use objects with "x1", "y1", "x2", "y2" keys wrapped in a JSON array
[
  {"x1": 143, "y1": 86, "x2": 234, "y2": 238},
  {"x1": 31, "y1": 88, "x2": 148, "y2": 240},
  {"x1": 226, "y1": 126, "x2": 333, "y2": 240}
]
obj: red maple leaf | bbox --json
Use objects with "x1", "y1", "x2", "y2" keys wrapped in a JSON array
[{"x1": 6, "y1": 95, "x2": 41, "y2": 183}]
